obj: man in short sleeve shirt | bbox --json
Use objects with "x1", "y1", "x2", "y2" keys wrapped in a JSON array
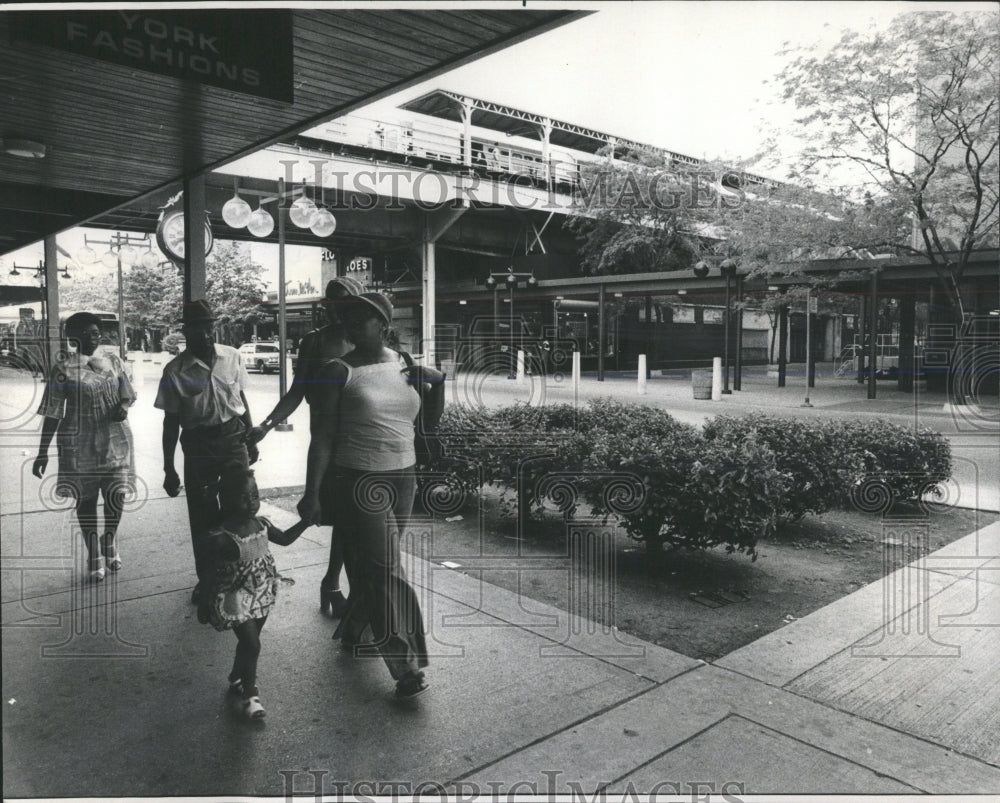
[{"x1": 155, "y1": 300, "x2": 257, "y2": 601}]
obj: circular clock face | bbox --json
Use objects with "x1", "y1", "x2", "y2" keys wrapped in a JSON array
[{"x1": 157, "y1": 210, "x2": 214, "y2": 261}]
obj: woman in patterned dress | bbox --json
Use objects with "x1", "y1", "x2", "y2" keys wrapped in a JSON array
[
  {"x1": 32, "y1": 312, "x2": 135, "y2": 581},
  {"x1": 198, "y1": 467, "x2": 309, "y2": 719}
]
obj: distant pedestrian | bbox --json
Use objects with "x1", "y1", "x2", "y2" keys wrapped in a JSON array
[
  {"x1": 155, "y1": 300, "x2": 259, "y2": 604},
  {"x1": 32, "y1": 312, "x2": 136, "y2": 581},
  {"x1": 197, "y1": 467, "x2": 310, "y2": 719},
  {"x1": 247, "y1": 276, "x2": 366, "y2": 618}
]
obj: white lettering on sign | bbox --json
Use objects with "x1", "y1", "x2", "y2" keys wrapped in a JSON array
[
  {"x1": 348, "y1": 258, "x2": 371, "y2": 272},
  {"x1": 67, "y1": 17, "x2": 255, "y2": 89},
  {"x1": 118, "y1": 12, "x2": 219, "y2": 53}
]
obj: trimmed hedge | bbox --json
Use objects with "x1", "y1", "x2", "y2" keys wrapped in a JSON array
[
  {"x1": 702, "y1": 414, "x2": 864, "y2": 522},
  {"x1": 432, "y1": 400, "x2": 952, "y2": 560},
  {"x1": 833, "y1": 419, "x2": 952, "y2": 505}
]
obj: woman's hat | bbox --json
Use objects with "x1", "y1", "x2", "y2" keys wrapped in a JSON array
[
  {"x1": 353, "y1": 292, "x2": 393, "y2": 325},
  {"x1": 325, "y1": 276, "x2": 366, "y2": 298}
]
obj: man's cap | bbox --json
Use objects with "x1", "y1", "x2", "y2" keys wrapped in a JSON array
[
  {"x1": 325, "y1": 276, "x2": 366, "y2": 299},
  {"x1": 182, "y1": 300, "x2": 215, "y2": 326},
  {"x1": 352, "y1": 292, "x2": 393, "y2": 325}
]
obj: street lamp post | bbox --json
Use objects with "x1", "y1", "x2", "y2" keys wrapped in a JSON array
[
  {"x1": 802, "y1": 286, "x2": 816, "y2": 408},
  {"x1": 720, "y1": 258, "x2": 737, "y2": 395},
  {"x1": 485, "y1": 266, "x2": 537, "y2": 379},
  {"x1": 508, "y1": 273, "x2": 515, "y2": 378},
  {"x1": 79, "y1": 232, "x2": 152, "y2": 361}
]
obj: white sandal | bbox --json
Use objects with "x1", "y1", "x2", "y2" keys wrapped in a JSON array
[
  {"x1": 89, "y1": 557, "x2": 105, "y2": 583},
  {"x1": 242, "y1": 696, "x2": 266, "y2": 719},
  {"x1": 104, "y1": 550, "x2": 122, "y2": 572}
]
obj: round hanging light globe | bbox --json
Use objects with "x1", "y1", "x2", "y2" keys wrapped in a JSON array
[
  {"x1": 247, "y1": 207, "x2": 275, "y2": 238},
  {"x1": 140, "y1": 250, "x2": 161, "y2": 269},
  {"x1": 101, "y1": 250, "x2": 119, "y2": 269},
  {"x1": 119, "y1": 245, "x2": 139, "y2": 266},
  {"x1": 289, "y1": 195, "x2": 318, "y2": 228},
  {"x1": 76, "y1": 246, "x2": 97, "y2": 264},
  {"x1": 221, "y1": 194, "x2": 253, "y2": 228},
  {"x1": 309, "y1": 208, "x2": 337, "y2": 238}
]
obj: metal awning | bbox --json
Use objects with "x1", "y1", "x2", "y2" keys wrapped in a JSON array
[
  {"x1": 0, "y1": 8, "x2": 586, "y2": 257},
  {"x1": 0, "y1": 284, "x2": 43, "y2": 307}
]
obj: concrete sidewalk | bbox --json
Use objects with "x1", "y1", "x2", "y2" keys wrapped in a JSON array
[
  {"x1": 2, "y1": 491, "x2": 999, "y2": 797},
  {"x1": 2, "y1": 360, "x2": 998, "y2": 797}
]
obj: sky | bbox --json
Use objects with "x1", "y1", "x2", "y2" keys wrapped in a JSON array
[
  {"x1": 372, "y1": 1, "x2": 990, "y2": 163},
  {"x1": 1, "y1": 1, "x2": 993, "y2": 297}
]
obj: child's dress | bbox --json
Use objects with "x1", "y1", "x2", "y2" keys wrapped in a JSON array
[{"x1": 205, "y1": 517, "x2": 279, "y2": 631}]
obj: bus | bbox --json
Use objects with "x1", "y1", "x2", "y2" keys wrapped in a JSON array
[
  {"x1": 59, "y1": 310, "x2": 122, "y2": 357},
  {"x1": 0, "y1": 309, "x2": 122, "y2": 373}
]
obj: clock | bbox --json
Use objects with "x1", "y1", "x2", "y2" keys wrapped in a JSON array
[{"x1": 156, "y1": 197, "x2": 214, "y2": 264}]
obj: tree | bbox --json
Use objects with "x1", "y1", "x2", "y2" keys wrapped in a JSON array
[
  {"x1": 743, "y1": 9, "x2": 998, "y2": 318},
  {"x1": 58, "y1": 240, "x2": 267, "y2": 346},
  {"x1": 203, "y1": 241, "x2": 267, "y2": 344},
  {"x1": 122, "y1": 261, "x2": 183, "y2": 333},
  {"x1": 58, "y1": 270, "x2": 117, "y2": 314},
  {"x1": 566, "y1": 147, "x2": 726, "y2": 275}
]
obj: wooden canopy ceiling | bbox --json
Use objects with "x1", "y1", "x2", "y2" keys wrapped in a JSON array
[{"x1": 0, "y1": 8, "x2": 584, "y2": 257}]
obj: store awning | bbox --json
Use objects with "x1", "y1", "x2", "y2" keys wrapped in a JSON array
[
  {"x1": 0, "y1": 8, "x2": 586, "y2": 256},
  {"x1": 0, "y1": 285, "x2": 43, "y2": 307}
]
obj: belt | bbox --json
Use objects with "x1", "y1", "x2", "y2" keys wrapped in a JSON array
[{"x1": 184, "y1": 417, "x2": 244, "y2": 437}]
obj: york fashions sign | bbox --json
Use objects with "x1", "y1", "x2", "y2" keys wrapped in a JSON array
[{"x1": 10, "y1": 10, "x2": 294, "y2": 102}]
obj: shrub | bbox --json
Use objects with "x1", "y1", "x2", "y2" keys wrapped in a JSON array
[
  {"x1": 581, "y1": 419, "x2": 788, "y2": 559},
  {"x1": 668, "y1": 434, "x2": 790, "y2": 559},
  {"x1": 703, "y1": 414, "x2": 864, "y2": 522},
  {"x1": 580, "y1": 413, "x2": 702, "y2": 549},
  {"x1": 435, "y1": 402, "x2": 589, "y2": 508},
  {"x1": 432, "y1": 401, "x2": 952, "y2": 561},
  {"x1": 832, "y1": 419, "x2": 952, "y2": 504}
]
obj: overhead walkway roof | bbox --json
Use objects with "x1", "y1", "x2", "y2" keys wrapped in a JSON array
[{"x1": 400, "y1": 88, "x2": 776, "y2": 187}]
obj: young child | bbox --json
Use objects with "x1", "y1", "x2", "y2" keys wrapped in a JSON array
[{"x1": 197, "y1": 467, "x2": 310, "y2": 719}]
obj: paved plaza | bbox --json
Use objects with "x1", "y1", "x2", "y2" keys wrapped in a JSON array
[{"x1": 2, "y1": 360, "x2": 998, "y2": 798}]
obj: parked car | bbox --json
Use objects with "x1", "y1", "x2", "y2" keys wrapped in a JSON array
[
  {"x1": 162, "y1": 332, "x2": 186, "y2": 356},
  {"x1": 239, "y1": 341, "x2": 282, "y2": 373}
]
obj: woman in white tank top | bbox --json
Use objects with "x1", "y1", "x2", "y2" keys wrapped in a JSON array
[{"x1": 298, "y1": 292, "x2": 444, "y2": 699}]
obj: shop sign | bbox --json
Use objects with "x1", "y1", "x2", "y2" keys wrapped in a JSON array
[
  {"x1": 347, "y1": 257, "x2": 372, "y2": 286},
  {"x1": 10, "y1": 10, "x2": 294, "y2": 102}
]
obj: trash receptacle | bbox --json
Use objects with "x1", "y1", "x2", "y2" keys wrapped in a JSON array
[{"x1": 692, "y1": 369, "x2": 713, "y2": 400}]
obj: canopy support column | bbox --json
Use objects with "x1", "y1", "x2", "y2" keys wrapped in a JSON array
[
  {"x1": 421, "y1": 205, "x2": 467, "y2": 366},
  {"x1": 183, "y1": 174, "x2": 207, "y2": 303},
  {"x1": 43, "y1": 236, "x2": 60, "y2": 371}
]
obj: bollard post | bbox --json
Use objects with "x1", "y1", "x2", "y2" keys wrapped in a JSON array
[
  {"x1": 127, "y1": 357, "x2": 143, "y2": 386},
  {"x1": 572, "y1": 351, "x2": 581, "y2": 394},
  {"x1": 516, "y1": 349, "x2": 525, "y2": 384},
  {"x1": 637, "y1": 354, "x2": 647, "y2": 395},
  {"x1": 712, "y1": 357, "x2": 722, "y2": 401}
]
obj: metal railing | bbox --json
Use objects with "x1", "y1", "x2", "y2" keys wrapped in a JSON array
[{"x1": 311, "y1": 113, "x2": 583, "y2": 186}]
